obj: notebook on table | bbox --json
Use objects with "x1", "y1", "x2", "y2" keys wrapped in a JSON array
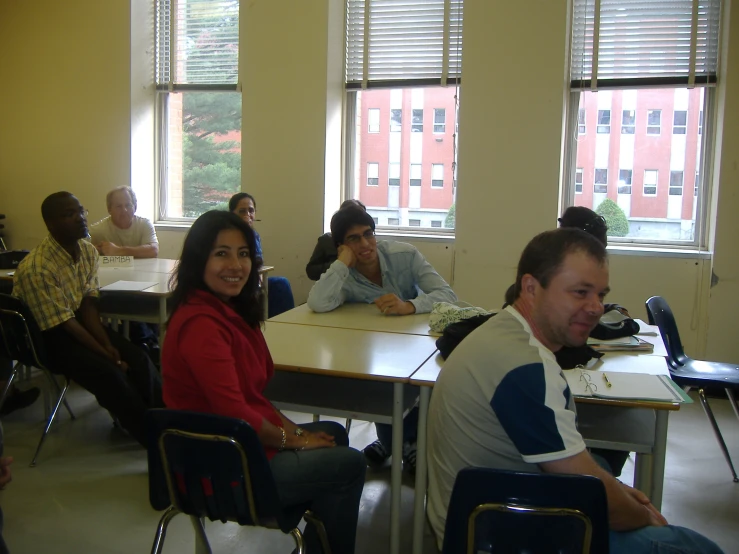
[
  {"x1": 562, "y1": 368, "x2": 689, "y2": 403},
  {"x1": 587, "y1": 335, "x2": 654, "y2": 353}
]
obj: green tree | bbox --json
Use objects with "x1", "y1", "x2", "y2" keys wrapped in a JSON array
[
  {"x1": 444, "y1": 203, "x2": 456, "y2": 229},
  {"x1": 596, "y1": 198, "x2": 629, "y2": 237}
]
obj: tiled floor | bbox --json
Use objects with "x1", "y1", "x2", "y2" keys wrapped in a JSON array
[{"x1": 1, "y1": 380, "x2": 738, "y2": 553}]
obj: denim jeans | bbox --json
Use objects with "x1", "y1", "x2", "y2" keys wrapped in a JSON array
[
  {"x1": 610, "y1": 525, "x2": 725, "y2": 554},
  {"x1": 375, "y1": 405, "x2": 419, "y2": 449},
  {"x1": 269, "y1": 421, "x2": 366, "y2": 554}
]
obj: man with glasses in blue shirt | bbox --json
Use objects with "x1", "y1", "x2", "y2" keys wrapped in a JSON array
[{"x1": 307, "y1": 204, "x2": 457, "y2": 471}]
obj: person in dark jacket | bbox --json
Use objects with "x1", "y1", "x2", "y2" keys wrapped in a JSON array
[{"x1": 305, "y1": 199, "x2": 366, "y2": 281}]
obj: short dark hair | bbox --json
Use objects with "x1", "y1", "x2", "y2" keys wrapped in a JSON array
[
  {"x1": 558, "y1": 206, "x2": 608, "y2": 246},
  {"x1": 340, "y1": 199, "x2": 366, "y2": 211},
  {"x1": 512, "y1": 228, "x2": 607, "y2": 301},
  {"x1": 168, "y1": 210, "x2": 264, "y2": 328},
  {"x1": 228, "y1": 192, "x2": 257, "y2": 213},
  {"x1": 41, "y1": 191, "x2": 74, "y2": 223},
  {"x1": 330, "y1": 205, "x2": 376, "y2": 246}
]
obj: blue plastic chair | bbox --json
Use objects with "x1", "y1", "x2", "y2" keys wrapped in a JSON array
[
  {"x1": 0, "y1": 293, "x2": 75, "y2": 467},
  {"x1": 146, "y1": 409, "x2": 330, "y2": 554},
  {"x1": 646, "y1": 295, "x2": 739, "y2": 482},
  {"x1": 442, "y1": 468, "x2": 609, "y2": 554}
]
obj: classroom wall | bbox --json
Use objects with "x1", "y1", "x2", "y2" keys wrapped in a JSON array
[{"x1": 0, "y1": 0, "x2": 736, "y2": 361}]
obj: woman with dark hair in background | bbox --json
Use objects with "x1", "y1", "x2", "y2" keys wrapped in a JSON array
[
  {"x1": 229, "y1": 192, "x2": 295, "y2": 318},
  {"x1": 305, "y1": 199, "x2": 367, "y2": 281},
  {"x1": 162, "y1": 210, "x2": 366, "y2": 554}
]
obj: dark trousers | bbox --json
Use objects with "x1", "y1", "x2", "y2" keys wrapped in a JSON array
[{"x1": 42, "y1": 326, "x2": 163, "y2": 447}]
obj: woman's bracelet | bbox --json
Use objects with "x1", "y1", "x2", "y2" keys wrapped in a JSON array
[
  {"x1": 299, "y1": 435, "x2": 309, "y2": 451},
  {"x1": 279, "y1": 427, "x2": 286, "y2": 451}
]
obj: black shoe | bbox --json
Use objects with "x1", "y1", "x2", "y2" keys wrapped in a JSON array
[
  {"x1": 363, "y1": 439, "x2": 391, "y2": 467},
  {"x1": 0, "y1": 386, "x2": 41, "y2": 416}
]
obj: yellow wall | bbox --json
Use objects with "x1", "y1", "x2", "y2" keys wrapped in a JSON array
[{"x1": 0, "y1": 0, "x2": 737, "y2": 361}]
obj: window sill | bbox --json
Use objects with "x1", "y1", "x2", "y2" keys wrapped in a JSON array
[
  {"x1": 607, "y1": 245, "x2": 711, "y2": 259},
  {"x1": 376, "y1": 230, "x2": 455, "y2": 243},
  {"x1": 154, "y1": 222, "x2": 193, "y2": 231}
]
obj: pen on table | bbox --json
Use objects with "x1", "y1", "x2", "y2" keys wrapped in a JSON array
[{"x1": 602, "y1": 372, "x2": 612, "y2": 388}]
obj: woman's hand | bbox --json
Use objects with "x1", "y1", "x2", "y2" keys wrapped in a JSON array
[{"x1": 300, "y1": 430, "x2": 336, "y2": 450}]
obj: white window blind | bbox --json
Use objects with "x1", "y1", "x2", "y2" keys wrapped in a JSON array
[
  {"x1": 571, "y1": 0, "x2": 721, "y2": 90},
  {"x1": 346, "y1": 0, "x2": 464, "y2": 89},
  {"x1": 156, "y1": 0, "x2": 239, "y2": 90}
]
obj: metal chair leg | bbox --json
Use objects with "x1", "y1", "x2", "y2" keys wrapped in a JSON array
[
  {"x1": 44, "y1": 371, "x2": 75, "y2": 420},
  {"x1": 150, "y1": 506, "x2": 181, "y2": 554},
  {"x1": 313, "y1": 414, "x2": 320, "y2": 423},
  {"x1": 290, "y1": 528, "x2": 306, "y2": 554},
  {"x1": 303, "y1": 510, "x2": 332, "y2": 554},
  {"x1": 726, "y1": 388, "x2": 739, "y2": 423},
  {"x1": 697, "y1": 389, "x2": 739, "y2": 483},
  {"x1": 345, "y1": 418, "x2": 352, "y2": 433},
  {"x1": 0, "y1": 365, "x2": 18, "y2": 411},
  {"x1": 190, "y1": 516, "x2": 212, "y2": 554},
  {"x1": 30, "y1": 380, "x2": 71, "y2": 467}
]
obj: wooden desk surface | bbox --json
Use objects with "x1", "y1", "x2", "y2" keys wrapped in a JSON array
[
  {"x1": 264, "y1": 321, "x2": 438, "y2": 382},
  {"x1": 269, "y1": 302, "x2": 437, "y2": 336}
]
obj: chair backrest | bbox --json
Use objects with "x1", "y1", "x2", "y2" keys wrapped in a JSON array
[
  {"x1": 146, "y1": 409, "x2": 290, "y2": 531},
  {"x1": 442, "y1": 468, "x2": 609, "y2": 554},
  {"x1": 645, "y1": 296, "x2": 687, "y2": 367},
  {"x1": 0, "y1": 250, "x2": 29, "y2": 270},
  {"x1": 0, "y1": 293, "x2": 48, "y2": 369}
]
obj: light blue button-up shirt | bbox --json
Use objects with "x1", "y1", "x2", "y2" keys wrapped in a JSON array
[{"x1": 306, "y1": 240, "x2": 457, "y2": 313}]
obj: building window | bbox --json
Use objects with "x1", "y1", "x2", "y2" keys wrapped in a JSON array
[
  {"x1": 431, "y1": 164, "x2": 444, "y2": 187},
  {"x1": 412, "y1": 109, "x2": 424, "y2": 132},
  {"x1": 575, "y1": 168, "x2": 583, "y2": 194},
  {"x1": 434, "y1": 108, "x2": 446, "y2": 133},
  {"x1": 388, "y1": 217, "x2": 400, "y2": 225},
  {"x1": 409, "y1": 219, "x2": 421, "y2": 226},
  {"x1": 578, "y1": 109, "x2": 586, "y2": 134},
  {"x1": 155, "y1": 0, "x2": 241, "y2": 219},
  {"x1": 644, "y1": 170, "x2": 658, "y2": 196},
  {"x1": 647, "y1": 109, "x2": 661, "y2": 135},
  {"x1": 621, "y1": 110, "x2": 635, "y2": 134},
  {"x1": 390, "y1": 109, "x2": 402, "y2": 132},
  {"x1": 699, "y1": 111, "x2": 703, "y2": 134},
  {"x1": 367, "y1": 163, "x2": 379, "y2": 186},
  {"x1": 594, "y1": 168, "x2": 608, "y2": 193},
  {"x1": 388, "y1": 162, "x2": 400, "y2": 186},
  {"x1": 368, "y1": 108, "x2": 380, "y2": 133},
  {"x1": 673, "y1": 110, "x2": 687, "y2": 134},
  {"x1": 618, "y1": 169, "x2": 632, "y2": 194},
  {"x1": 669, "y1": 170, "x2": 684, "y2": 196},
  {"x1": 431, "y1": 220, "x2": 442, "y2": 228},
  {"x1": 597, "y1": 110, "x2": 610, "y2": 133},
  {"x1": 372, "y1": 217, "x2": 379, "y2": 224},
  {"x1": 694, "y1": 171, "x2": 700, "y2": 196},
  {"x1": 410, "y1": 163, "x2": 422, "y2": 186}
]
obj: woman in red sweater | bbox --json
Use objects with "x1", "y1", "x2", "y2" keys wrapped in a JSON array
[{"x1": 162, "y1": 210, "x2": 366, "y2": 554}]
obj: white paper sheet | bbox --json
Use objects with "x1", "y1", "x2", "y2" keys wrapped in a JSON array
[{"x1": 100, "y1": 280, "x2": 158, "y2": 292}]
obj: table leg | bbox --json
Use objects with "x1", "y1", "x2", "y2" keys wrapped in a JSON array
[
  {"x1": 633, "y1": 452, "x2": 653, "y2": 497},
  {"x1": 263, "y1": 275, "x2": 269, "y2": 319},
  {"x1": 651, "y1": 410, "x2": 669, "y2": 510},
  {"x1": 412, "y1": 386, "x2": 430, "y2": 554},
  {"x1": 390, "y1": 381, "x2": 403, "y2": 554},
  {"x1": 159, "y1": 297, "x2": 167, "y2": 345}
]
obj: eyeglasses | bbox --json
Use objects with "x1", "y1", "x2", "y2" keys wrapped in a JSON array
[
  {"x1": 579, "y1": 371, "x2": 598, "y2": 393},
  {"x1": 582, "y1": 215, "x2": 607, "y2": 233},
  {"x1": 344, "y1": 229, "x2": 376, "y2": 244}
]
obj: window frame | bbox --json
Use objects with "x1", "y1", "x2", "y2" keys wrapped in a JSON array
[
  {"x1": 643, "y1": 169, "x2": 659, "y2": 197},
  {"x1": 647, "y1": 109, "x2": 661, "y2": 135},
  {"x1": 594, "y1": 168, "x2": 608, "y2": 194},
  {"x1": 433, "y1": 108, "x2": 446, "y2": 133},
  {"x1": 368, "y1": 108, "x2": 380, "y2": 133},
  {"x1": 596, "y1": 109, "x2": 610, "y2": 133},
  {"x1": 367, "y1": 162, "x2": 379, "y2": 186},
  {"x1": 431, "y1": 163, "x2": 444, "y2": 188}
]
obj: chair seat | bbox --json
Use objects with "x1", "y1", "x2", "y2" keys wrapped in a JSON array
[{"x1": 670, "y1": 359, "x2": 739, "y2": 388}]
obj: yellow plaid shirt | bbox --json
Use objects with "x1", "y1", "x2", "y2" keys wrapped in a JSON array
[{"x1": 13, "y1": 236, "x2": 100, "y2": 331}]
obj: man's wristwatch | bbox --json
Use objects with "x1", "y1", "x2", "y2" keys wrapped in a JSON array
[{"x1": 294, "y1": 427, "x2": 304, "y2": 437}]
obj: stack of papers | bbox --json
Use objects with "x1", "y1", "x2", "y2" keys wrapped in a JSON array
[
  {"x1": 100, "y1": 280, "x2": 158, "y2": 292},
  {"x1": 587, "y1": 336, "x2": 654, "y2": 353},
  {"x1": 563, "y1": 368, "x2": 687, "y2": 402}
]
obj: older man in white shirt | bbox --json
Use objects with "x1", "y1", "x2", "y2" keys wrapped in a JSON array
[{"x1": 89, "y1": 186, "x2": 158, "y2": 258}]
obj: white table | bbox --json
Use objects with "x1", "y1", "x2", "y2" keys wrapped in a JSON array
[
  {"x1": 262, "y1": 321, "x2": 438, "y2": 554},
  {"x1": 408, "y1": 351, "x2": 681, "y2": 554}
]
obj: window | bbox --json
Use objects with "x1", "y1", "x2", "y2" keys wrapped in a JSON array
[
  {"x1": 368, "y1": 108, "x2": 380, "y2": 133},
  {"x1": 431, "y1": 164, "x2": 444, "y2": 187},
  {"x1": 644, "y1": 170, "x2": 658, "y2": 196},
  {"x1": 388, "y1": 163, "x2": 400, "y2": 187},
  {"x1": 390, "y1": 109, "x2": 402, "y2": 132},
  {"x1": 647, "y1": 110, "x2": 661, "y2": 135},
  {"x1": 372, "y1": 217, "x2": 379, "y2": 224},
  {"x1": 621, "y1": 110, "x2": 635, "y2": 134},
  {"x1": 431, "y1": 220, "x2": 442, "y2": 228},
  {"x1": 578, "y1": 109, "x2": 586, "y2": 134},
  {"x1": 567, "y1": 0, "x2": 720, "y2": 245},
  {"x1": 434, "y1": 109, "x2": 446, "y2": 133},
  {"x1": 618, "y1": 169, "x2": 632, "y2": 194},
  {"x1": 594, "y1": 168, "x2": 608, "y2": 193},
  {"x1": 345, "y1": 0, "x2": 462, "y2": 232},
  {"x1": 669, "y1": 171, "x2": 684, "y2": 196},
  {"x1": 410, "y1": 163, "x2": 422, "y2": 186},
  {"x1": 367, "y1": 163, "x2": 379, "y2": 186},
  {"x1": 155, "y1": 0, "x2": 241, "y2": 219},
  {"x1": 673, "y1": 110, "x2": 687, "y2": 134},
  {"x1": 412, "y1": 109, "x2": 424, "y2": 132}
]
